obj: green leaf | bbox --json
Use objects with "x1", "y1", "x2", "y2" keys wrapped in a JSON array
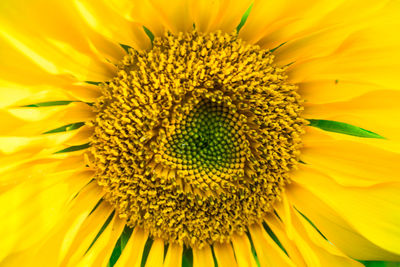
[
  {"x1": 360, "y1": 261, "x2": 400, "y2": 267},
  {"x1": 54, "y1": 143, "x2": 90, "y2": 154},
  {"x1": 236, "y1": 3, "x2": 253, "y2": 33},
  {"x1": 246, "y1": 232, "x2": 261, "y2": 267},
  {"x1": 22, "y1": 100, "x2": 75, "y2": 107},
  {"x1": 296, "y1": 208, "x2": 327, "y2": 240},
  {"x1": 262, "y1": 222, "x2": 288, "y2": 256},
  {"x1": 182, "y1": 247, "x2": 193, "y2": 267},
  {"x1": 85, "y1": 81, "x2": 102, "y2": 86},
  {"x1": 108, "y1": 226, "x2": 133, "y2": 267},
  {"x1": 143, "y1": 26, "x2": 155, "y2": 45},
  {"x1": 210, "y1": 246, "x2": 219, "y2": 267},
  {"x1": 308, "y1": 119, "x2": 385, "y2": 139},
  {"x1": 270, "y1": 42, "x2": 287, "y2": 53},
  {"x1": 120, "y1": 44, "x2": 132, "y2": 54},
  {"x1": 140, "y1": 238, "x2": 154, "y2": 267},
  {"x1": 86, "y1": 211, "x2": 115, "y2": 254},
  {"x1": 43, "y1": 122, "x2": 85, "y2": 134}
]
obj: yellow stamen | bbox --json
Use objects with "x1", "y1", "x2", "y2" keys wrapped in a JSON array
[{"x1": 89, "y1": 30, "x2": 306, "y2": 247}]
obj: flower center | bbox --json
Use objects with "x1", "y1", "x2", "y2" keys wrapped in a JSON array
[{"x1": 89, "y1": 30, "x2": 305, "y2": 247}]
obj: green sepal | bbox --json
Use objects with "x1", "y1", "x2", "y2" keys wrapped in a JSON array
[
  {"x1": 22, "y1": 101, "x2": 75, "y2": 107},
  {"x1": 270, "y1": 42, "x2": 287, "y2": 53},
  {"x1": 54, "y1": 143, "x2": 90, "y2": 154},
  {"x1": 262, "y1": 222, "x2": 288, "y2": 256},
  {"x1": 236, "y1": 3, "x2": 253, "y2": 33},
  {"x1": 43, "y1": 122, "x2": 85, "y2": 134},
  {"x1": 143, "y1": 26, "x2": 155, "y2": 45},
  {"x1": 182, "y1": 247, "x2": 193, "y2": 267},
  {"x1": 246, "y1": 232, "x2": 261, "y2": 267},
  {"x1": 85, "y1": 81, "x2": 102, "y2": 86},
  {"x1": 359, "y1": 261, "x2": 400, "y2": 267},
  {"x1": 120, "y1": 44, "x2": 132, "y2": 54},
  {"x1": 107, "y1": 226, "x2": 133, "y2": 267},
  {"x1": 140, "y1": 238, "x2": 153, "y2": 267},
  {"x1": 308, "y1": 119, "x2": 385, "y2": 139},
  {"x1": 87, "y1": 211, "x2": 115, "y2": 254},
  {"x1": 296, "y1": 208, "x2": 327, "y2": 240}
]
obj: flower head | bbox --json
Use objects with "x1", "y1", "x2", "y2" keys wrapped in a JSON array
[{"x1": 1, "y1": 0, "x2": 400, "y2": 266}]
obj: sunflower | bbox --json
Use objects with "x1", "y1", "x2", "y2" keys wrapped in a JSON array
[{"x1": 1, "y1": 0, "x2": 400, "y2": 266}]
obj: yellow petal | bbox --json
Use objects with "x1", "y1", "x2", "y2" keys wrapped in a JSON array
[
  {"x1": 271, "y1": 0, "x2": 396, "y2": 66},
  {"x1": 145, "y1": 238, "x2": 164, "y2": 267},
  {"x1": 0, "y1": 0, "x2": 120, "y2": 81},
  {"x1": 14, "y1": 179, "x2": 105, "y2": 266},
  {"x1": 0, "y1": 29, "x2": 114, "y2": 82},
  {"x1": 303, "y1": 126, "x2": 400, "y2": 154},
  {"x1": 145, "y1": 0, "x2": 192, "y2": 34},
  {"x1": 287, "y1": 181, "x2": 400, "y2": 261},
  {"x1": 288, "y1": 9, "x2": 400, "y2": 88},
  {"x1": 291, "y1": 166, "x2": 400, "y2": 258},
  {"x1": 265, "y1": 215, "x2": 307, "y2": 266},
  {"x1": 0, "y1": 81, "x2": 74, "y2": 109},
  {"x1": 0, "y1": 176, "x2": 101, "y2": 262},
  {"x1": 76, "y1": 215, "x2": 125, "y2": 267},
  {"x1": 213, "y1": 242, "x2": 238, "y2": 267},
  {"x1": 114, "y1": 227, "x2": 148, "y2": 267},
  {"x1": 164, "y1": 243, "x2": 183, "y2": 267},
  {"x1": 74, "y1": 0, "x2": 150, "y2": 50},
  {"x1": 292, "y1": 207, "x2": 363, "y2": 267},
  {"x1": 60, "y1": 195, "x2": 114, "y2": 266},
  {"x1": 239, "y1": 0, "x2": 342, "y2": 47},
  {"x1": 249, "y1": 223, "x2": 295, "y2": 267},
  {"x1": 0, "y1": 138, "x2": 71, "y2": 174},
  {"x1": 189, "y1": 0, "x2": 229, "y2": 33},
  {"x1": 193, "y1": 246, "x2": 215, "y2": 267},
  {"x1": 0, "y1": 102, "x2": 94, "y2": 137},
  {"x1": 61, "y1": 83, "x2": 102, "y2": 103},
  {"x1": 276, "y1": 195, "x2": 363, "y2": 267},
  {"x1": 64, "y1": 125, "x2": 94, "y2": 146},
  {"x1": 302, "y1": 130, "x2": 400, "y2": 186},
  {"x1": 231, "y1": 233, "x2": 258, "y2": 267},
  {"x1": 298, "y1": 80, "x2": 385, "y2": 104},
  {"x1": 190, "y1": 0, "x2": 252, "y2": 33},
  {"x1": 274, "y1": 200, "x2": 320, "y2": 267},
  {"x1": 215, "y1": 0, "x2": 253, "y2": 33}
]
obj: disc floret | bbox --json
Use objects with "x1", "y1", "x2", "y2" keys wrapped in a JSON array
[{"x1": 89, "y1": 30, "x2": 305, "y2": 247}]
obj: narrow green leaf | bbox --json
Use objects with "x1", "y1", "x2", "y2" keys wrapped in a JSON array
[
  {"x1": 86, "y1": 211, "x2": 115, "y2": 254},
  {"x1": 308, "y1": 119, "x2": 385, "y2": 139},
  {"x1": 143, "y1": 26, "x2": 155, "y2": 44},
  {"x1": 140, "y1": 238, "x2": 154, "y2": 267},
  {"x1": 85, "y1": 81, "x2": 102, "y2": 86},
  {"x1": 182, "y1": 247, "x2": 193, "y2": 267},
  {"x1": 108, "y1": 226, "x2": 133, "y2": 267},
  {"x1": 262, "y1": 222, "x2": 288, "y2": 256},
  {"x1": 295, "y1": 208, "x2": 327, "y2": 240},
  {"x1": 54, "y1": 143, "x2": 90, "y2": 154},
  {"x1": 22, "y1": 100, "x2": 75, "y2": 107},
  {"x1": 163, "y1": 243, "x2": 169, "y2": 261},
  {"x1": 236, "y1": 3, "x2": 253, "y2": 33},
  {"x1": 43, "y1": 122, "x2": 85, "y2": 134},
  {"x1": 210, "y1": 246, "x2": 219, "y2": 267},
  {"x1": 120, "y1": 44, "x2": 132, "y2": 54},
  {"x1": 360, "y1": 261, "x2": 400, "y2": 267},
  {"x1": 270, "y1": 42, "x2": 287, "y2": 53},
  {"x1": 89, "y1": 199, "x2": 103, "y2": 215},
  {"x1": 246, "y1": 232, "x2": 261, "y2": 267}
]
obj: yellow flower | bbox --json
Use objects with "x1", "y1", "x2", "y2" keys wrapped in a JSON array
[{"x1": 1, "y1": 0, "x2": 400, "y2": 266}]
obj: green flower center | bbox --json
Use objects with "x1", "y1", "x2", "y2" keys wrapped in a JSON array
[{"x1": 89, "y1": 30, "x2": 306, "y2": 247}]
